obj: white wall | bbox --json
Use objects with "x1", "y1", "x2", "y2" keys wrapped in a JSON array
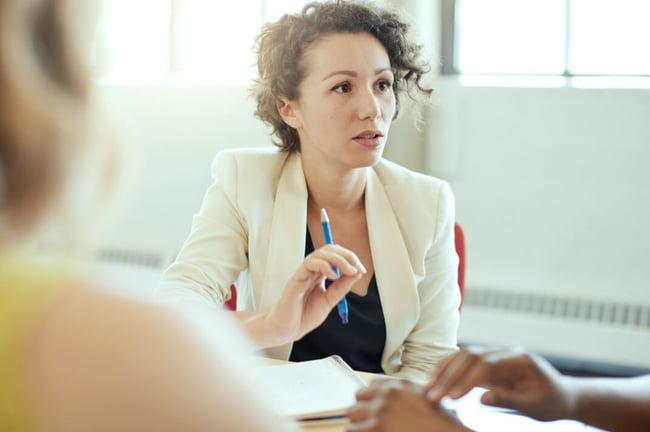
[
  {"x1": 95, "y1": 80, "x2": 650, "y2": 369},
  {"x1": 96, "y1": 85, "x2": 271, "y2": 265},
  {"x1": 430, "y1": 78, "x2": 650, "y2": 304},
  {"x1": 427, "y1": 78, "x2": 650, "y2": 369}
]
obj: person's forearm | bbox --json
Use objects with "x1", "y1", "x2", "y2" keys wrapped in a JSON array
[
  {"x1": 234, "y1": 311, "x2": 288, "y2": 349},
  {"x1": 568, "y1": 376, "x2": 650, "y2": 432}
]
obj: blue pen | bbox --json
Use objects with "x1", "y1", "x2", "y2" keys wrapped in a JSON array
[{"x1": 320, "y1": 208, "x2": 349, "y2": 325}]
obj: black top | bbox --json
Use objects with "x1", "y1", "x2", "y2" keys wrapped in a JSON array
[{"x1": 289, "y1": 228, "x2": 386, "y2": 373}]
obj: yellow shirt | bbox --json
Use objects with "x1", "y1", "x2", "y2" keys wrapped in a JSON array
[{"x1": 0, "y1": 249, "x2": 68, "y2": 432}]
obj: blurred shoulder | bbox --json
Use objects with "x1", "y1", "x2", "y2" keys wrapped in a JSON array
[
  {"x1": 31, "y1": 282, "x2": 256, "y2": 366},
  {"x1": 27, "y1": 283, "x2": 289, "y2": 431}
]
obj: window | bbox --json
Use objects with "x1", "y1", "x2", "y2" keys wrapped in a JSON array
[
  {"x1": 444, "y1": 0, "x2": 650, "y2": 76},
  {"x1": 568, "y1": 0, "x2": 650, "y2": 75},
  {"x1": 95, "y1": 0, "x2": 172, "y2": 81},
  {"x1": 95, "y1": 0, "x2": 312, "y2": 83}
]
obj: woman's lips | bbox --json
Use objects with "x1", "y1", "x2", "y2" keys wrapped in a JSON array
[
  {"x1": 353, "y1": 132, "x2": 383, "y2": 148},
  {"x1": 354, "y1": 136, "x2": 382, "y2": 147}
]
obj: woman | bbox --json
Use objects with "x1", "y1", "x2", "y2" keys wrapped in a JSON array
[
  {"x1": 161, "y1": 0, "x2": 460, "y2": 381},
  {"x1": 0, "y1": 0, "x2": 309, "y2": 430}
]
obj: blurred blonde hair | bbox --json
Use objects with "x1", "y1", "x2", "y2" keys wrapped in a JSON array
[{"x1": 0, "y1": 0, "x2": 114, "y2": 241}]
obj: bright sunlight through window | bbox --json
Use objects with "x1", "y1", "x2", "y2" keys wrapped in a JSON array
[
  {"x1": 454, "y1": 0, "x2": 650, "y2": 76},
  {"x1": 456, "y1": 0, "x2": 566, "y2": 75},
  {"x1": 569, "y1": 0, "x2": 650, "y2": 75},
  {"x1": 95, "y1": 0, "x2": 312, "y2": 84}
]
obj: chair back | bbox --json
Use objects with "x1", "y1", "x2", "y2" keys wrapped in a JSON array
[
  {"x1": 225, "y1": 284, "x2": 237, "y2": 310},
  {"x1": 454, "y1": 222, "x2": 466, "y2": 310}
]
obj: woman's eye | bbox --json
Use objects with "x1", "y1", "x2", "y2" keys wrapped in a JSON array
[
  {"x1": 333, "y1": 82, "x2": 351, "y2": 93},
  {"x1": 377, "y1": 80, "x2": 393, "y2": 91}
]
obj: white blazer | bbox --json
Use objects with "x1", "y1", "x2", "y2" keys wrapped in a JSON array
[{"x1": 161, "y1": 147, "x2": 460, "y2": 381}]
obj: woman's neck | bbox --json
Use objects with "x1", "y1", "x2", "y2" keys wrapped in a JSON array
[{"x1": 302, "y1": 161, "x2": 367, "y2": 213}]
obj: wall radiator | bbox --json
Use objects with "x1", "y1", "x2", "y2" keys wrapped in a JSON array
[{"x1": 459, "y1": 286, "x2": 650, "y2": 373}]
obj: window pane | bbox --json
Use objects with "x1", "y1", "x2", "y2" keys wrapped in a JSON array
[
  {"x1": 569, "y1": 0, "x2": 650, "y2": 75},
  {"x1": 456, "y1": 0, "x2": 566, "y2": 74},
  {"x1": 174, "y1": 0, "x2": 262, "y2": 83},
  {"x1": 95, "y1": 0, "x2": 171, "y2": 80}
]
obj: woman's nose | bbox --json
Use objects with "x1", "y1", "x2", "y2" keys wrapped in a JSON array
[{"x1": 357, "y1": 88, "x2": 381, "y2": 120}]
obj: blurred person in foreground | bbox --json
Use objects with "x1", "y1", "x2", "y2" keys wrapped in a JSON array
[
  {"x1": 0, "y1": 0, "x2": 302, "y2": 430},
  {"x1": 346, "y1": 346, "x2": 650, "y2": 432}
]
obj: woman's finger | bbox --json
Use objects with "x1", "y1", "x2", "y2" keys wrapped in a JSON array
[
  {"x1": 354, "y1": 386, "x2": 381, "y2": 402},
  {"x1": 294, "y1": 248, "x2": 365, "y2": 286},
  {"x1": 313, "y1": 244, "x2": 367, "y2": 274},
  {"x1": 428, "y1": 350, "x2": 463, "y2": 385},
  {"x1": 426, "y1": 348, "x2": 485, "y2": 402},
  {"x1": 324, "y1": 273, "x2": 361, "y2": 305},
  {"x1": 347, "y1": 400, "x2": 373, "y2": 422}
]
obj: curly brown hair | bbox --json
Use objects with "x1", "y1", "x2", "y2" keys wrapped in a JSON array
[{"x1": 251, "y1": 0, "x2": 433, "y2": 153}]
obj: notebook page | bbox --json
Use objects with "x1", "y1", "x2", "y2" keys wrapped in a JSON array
[{"x1": 252, "y1": 355, "x2": 366, "y2": 420}]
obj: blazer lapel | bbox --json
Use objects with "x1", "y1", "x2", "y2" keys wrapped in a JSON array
[
  {"x1": 366, "y1": 168, "x2": 419, "y2": 362},
  {"x1": 259, "y1": 152, "x2": 308, "y2": 314}
]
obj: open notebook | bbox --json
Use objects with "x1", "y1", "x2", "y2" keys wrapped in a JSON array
[{"x1": 251, "y1": 355, "x2": 367, "y2": 421}]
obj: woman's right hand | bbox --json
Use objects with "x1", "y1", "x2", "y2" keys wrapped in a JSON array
[{"x1": 247, "y1": 244, "x2": 366, "y2": 348}]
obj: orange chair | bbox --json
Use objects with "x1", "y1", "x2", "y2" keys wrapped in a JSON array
[{"x1": 225, "y1": 222, "x2": 466, "y2": 311}]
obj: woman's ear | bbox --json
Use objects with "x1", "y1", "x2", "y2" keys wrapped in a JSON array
[{"x1": 276, "y1": 98, "x2": 301, "y2": 129}]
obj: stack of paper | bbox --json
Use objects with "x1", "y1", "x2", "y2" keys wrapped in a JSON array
[{"x1": 251, "y1": 355, "x2": 367, "y2": 421}]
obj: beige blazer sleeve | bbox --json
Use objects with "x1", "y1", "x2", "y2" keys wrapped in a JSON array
[
  {"x1": 159, "y1": 148, "x2": 306, "y2": 319},
  {"x1": 159, "y1": 150, "x2": 261, "y2": 307},
  {"x1": 159, "y1": 148, "x2": 309, "y2": 361}
]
